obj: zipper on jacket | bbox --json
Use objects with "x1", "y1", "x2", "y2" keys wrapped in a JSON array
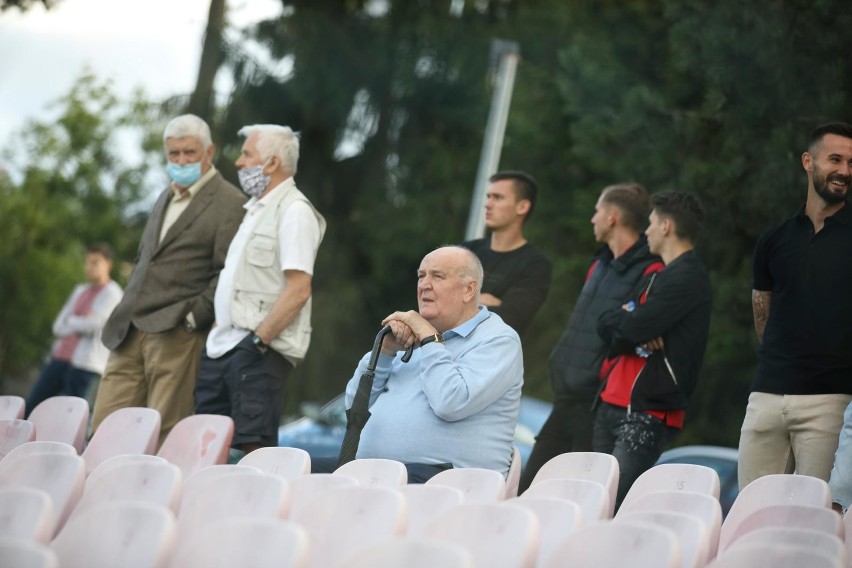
[{"x1": 663, "y1": 352, "x2": 678, "y2": 385}]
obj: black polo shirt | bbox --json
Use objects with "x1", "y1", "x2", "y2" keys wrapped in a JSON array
[{"x1": 752, "y1": 202, "x2": 852, "y2": 395}]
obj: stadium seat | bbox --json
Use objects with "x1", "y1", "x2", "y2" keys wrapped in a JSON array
[
  {"x1": 287, "y1": 473, "x2": 359, "y2": 519},
  {"x1": 719, "y1": 504, "x2": 842, "y2": 553},
  {"x1": 0, "y1": 395, "x2": 26, "y2": 420},
  {"x1": 620, "y1": 463, "x2": 721, "y2": 513},
  {"x1": 423, "y1": 502, "x2": 539, "y2": 568},
  {"x1": 0, "y1": 486, "x2": 55, "y2": 543},
  {"x1": 340, "y1": 537, "x2": 474, "y2": 568},
  {"x1": 156, "y1": 414, "x2": 233, "y2": 479},
  {"x1": 86, "y1": 454, "x2": 169, "y2": 486},
  {"x1": 543, "y1": 520, "x2": 681, "y2": 568},
  {"x1": 616, "y1": 509, "x2": 710, "y2": 568},
  {"x1": 520, "y1": 477, "x2": 610, "y2": 523},
  {"x1": 335, "y1": 458, "x2": 408, "y2": 487},
  {"x1": 727, "y1": 526, "x2": 846, "y2": 565},
  {"x1": 82, "y1": 407, "x2": 160, "y2": 475},
  {"x1": 27, "y1": 396, "x2": 89, "y2": 453},
  {"x1": 399, "y1": 483, "x2": 466, "y2": 536},
  {"x1": 0, "y1": 419, "x2": 36, "y2": 459},
  {"x1": 426, "y1": 467, "x2": 507, "y2": 503},
  {"x1": 507, "y1": 496, "x2": 583, "y2": 568},
  {"x1": 529, "y1": 452, "x2": 619, "y2": 517},
  {"x1": 0, "y1": 441, "x2": 76, "y2": 473},
  {"x1": 0, "y1": 536, "x2": 59, "y2": 568},
  {"x1": 706, "y1": 542, "x2": 842, "y2": 568},
  {"x1": 73, "y1": 459, "x2": 182, "y2": 518},
  {"x1": 238, "y1": 446, "x2": 311, "y2": 479}
]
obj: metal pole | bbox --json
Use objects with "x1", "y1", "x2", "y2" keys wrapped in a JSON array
[{"x1": 464, "y1": 40, "x2": 520, "y2": 241}]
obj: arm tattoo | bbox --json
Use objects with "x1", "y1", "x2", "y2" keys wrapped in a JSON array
[{"x1": 752, "y1": 290, "x2": 772, "y2": 343}]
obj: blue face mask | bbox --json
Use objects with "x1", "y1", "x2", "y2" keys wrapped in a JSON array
[{"x1": 166, "y1": 161, "x2": 202, "y2": 187}]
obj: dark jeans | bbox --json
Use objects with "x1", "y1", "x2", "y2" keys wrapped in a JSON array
[
  {"x1": 592, "y1": 402, "x2": 677, "y2": 511},
  {"x1": 25, "y1": 359, "x2": 97, "y2": 418},
  {"x1": 518, "y1": 398, "x2": 595, "y2": 493},
  {"x1": 195, "y1": 335, "x2": 293, "y2": 448},
  {"x1": 311, "y1": 457, "x2": 453, "y2": 484}
]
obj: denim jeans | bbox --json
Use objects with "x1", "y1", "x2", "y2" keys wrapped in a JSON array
[
  {"x1": 829, "y1": 401, "x2": 852, "y2": 511},
  {"x1": 592, "y1": 402, "x2": 676, "y2": 511},
  {"x1": 25, "y1": 358, "x2": 97, "y2": 418},
  {"x1": 518, "y1": 398, "x2": 595, "y2": 493}
]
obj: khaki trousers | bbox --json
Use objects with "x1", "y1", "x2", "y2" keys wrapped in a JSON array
[
  {"x1": 92, "y1": 326, "x2": 206, "y2": 447},
  {"x1": 737, "y1": 391, "x2": 852, "y2": 490}
]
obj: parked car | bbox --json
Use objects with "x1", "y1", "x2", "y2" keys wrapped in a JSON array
[
  {"x1": 655, "y1": 444, "x2": 739, "y2": 516},
  {"x1": 278, "y1": 393, "x2": 552, "y2": 466}
]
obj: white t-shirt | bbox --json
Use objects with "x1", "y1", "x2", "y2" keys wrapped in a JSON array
[{"x1": 206, "y1": 186, "x2": 321, "y2": 358}]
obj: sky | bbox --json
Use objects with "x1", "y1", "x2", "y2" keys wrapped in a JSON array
[{"x1": 0, "y1": 0, "x2": 280, "y2": 149}]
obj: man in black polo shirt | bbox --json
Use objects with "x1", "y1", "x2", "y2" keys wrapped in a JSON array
[{"x1": 738, "y1": 122, "x2": 852, "y2": 491}]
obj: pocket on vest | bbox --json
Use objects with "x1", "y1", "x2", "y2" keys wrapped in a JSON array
[{"x1": 246, "y1": 236, "x2": 276, "y2": 268}]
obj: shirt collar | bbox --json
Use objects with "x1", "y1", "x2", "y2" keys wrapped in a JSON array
[
  {"x1": 170, "y1": 165, "x2": 217, "y2": 200},
  {"x1": 243, "y1": 176, "x2": 295, "y2": 211},
  {"x1": 442, "y1": 305, "x2": 490, "y2": 340}
]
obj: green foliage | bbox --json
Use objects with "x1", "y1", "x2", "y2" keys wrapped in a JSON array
[{"x1": 0, "y1": 71, "x2": 159, "y2": 385}]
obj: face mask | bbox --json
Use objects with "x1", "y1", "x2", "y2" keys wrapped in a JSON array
[
  {"x1": 238, "y1": 163, "x2": 272, "y2": 197},
  {"x1": 166, "y1": 162, "x2": 202, "y2": 187}
]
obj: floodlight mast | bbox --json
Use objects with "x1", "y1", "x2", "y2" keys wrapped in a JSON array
[{"x1": 464, "y1": 39, "x2": 520, "y2": 241}]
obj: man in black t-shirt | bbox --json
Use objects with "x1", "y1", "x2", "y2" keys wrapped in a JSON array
[
  {"x1": 463, "y1": 171, "x2": 552, "y2": 337},
  {"x1": 738, "y1": 122, "x2": 852, "y2": 491}
]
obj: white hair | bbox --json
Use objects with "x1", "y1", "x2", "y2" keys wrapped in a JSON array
[
  {"x1": 237, "y1": 124, "x2": 300, "y2": 175},
  {"x1": 163, "y1": 114, "x2": 212, "y2": 149},
  {"x1": 444, "y1": 245, "x2": 484, "y2": 295}
]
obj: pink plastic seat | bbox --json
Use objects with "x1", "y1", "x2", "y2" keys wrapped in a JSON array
[
  {"x1": 720, "y1": 504, "x2": 843, "y2": 553},
  {"x1": 335, "y1": 458, "x2": 408, "y2": 487},
  {"x1": 287, "y1": 473, "x2": 359, "y2": 519},
  {"x1": 73, "y1": 459, "x2": 183, "y2": 518},
  {"x1": 544, "y1": 520, "x2": 680, "y2": 568},
  {"x1": 293, "y1": 485, "x2": 407, "y2": 568},
  {"x1": 520, "y1": 477, "x2": 610, "y2": 523},
  {"x1": 616, "y1": 509, "x2": 710, "y2": 568},
  {"x1": 0, "y1": 537, "x2": 59, "y2": 568},
  {"x1": 729, "y1": 526, "x2": 846, "y2": 565},
  {"x1": 0, "y1": 395, "x2": 25, "y2": 420},
  {"x1": 426, "y1": 467, "x2": 507, "y2": 503},
  {"x1": 0, "y1": 419, "x2": 36, "y2": 459},
  {"x1": 0, "y1": 487, "x2": 55, "y2": 543},
  {"x1": 399, "y1": 484, "x2": 466, "y2": 536},
  {"x1": 530, "y1": 452, "x2": 619, "y2": 517},
  {"x1": 27, "y1": 396, "x2": 89, "y2": 453},
  {"x1": 620, "y1": 463, "x2": 721, "y2": 513},
  {"x1": 706, "y1": 542, "x2": 842, "y2": 568},
  {"x1": 238, "y1": 446, "x2": 311, "y2": 479},
  {"x1": 423, "y1": 502, "x2": 539, "y2": 568},
  {"x1": 507, "y1": 497, "x2": 583, "y2": 568},
  {"x1": 156, "y1": 414, "x2": 233, "y2": 479},
  {"x1": 341, "y1": 537, "x2": 474, "y2": 568},
  {"x1": 82, "y1": 407, "x2": 161, "y2": 475}
]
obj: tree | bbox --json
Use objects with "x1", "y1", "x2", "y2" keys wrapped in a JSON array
[{"x1": 0, "y1": 70, "x2": 161, "y2": 388}]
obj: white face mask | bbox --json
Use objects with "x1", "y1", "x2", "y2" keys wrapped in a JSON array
[{"x1": 238, "y1": 162, "x2": 271, "y2": 197}]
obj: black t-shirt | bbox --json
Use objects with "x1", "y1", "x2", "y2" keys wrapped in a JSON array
[
  {"x1": 752, "y1": 203, "x2": 852, "y2": 394},
  {"x1": 463, "y1": 238, "x2": 552, "y2": 337}
]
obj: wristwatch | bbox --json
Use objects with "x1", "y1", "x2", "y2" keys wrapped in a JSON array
[
  {"x1": 419, "y1": 333, "x2": 444, "y2": 347},
  {"x1": 250, "y1": 332, "x2": 268, "y2": 354}
]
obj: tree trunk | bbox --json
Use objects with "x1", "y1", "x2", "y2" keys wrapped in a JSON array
[{"x1": 186, "y1": 0, "x2": 226, "y2": 120}]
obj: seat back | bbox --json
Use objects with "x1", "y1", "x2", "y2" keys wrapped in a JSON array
[
  {"x1": 399, "y1": 484, "x2": 466, "y2": 536},
  {"x1": 27, "y1": 396, "x2": 89, "y2": 453},
  {"x1": 617, "y1": 510, "x2": 710, "y2": 568},
  {"x1": 707, "y1": 542, "x2": 842, "y2": 568},
  {"x1": 177, "y1": 472, "x2": 290, "y2": 539},
  {"x1": 423, "y1": 502, "x2": 539, "y2": 568},
  {"x1": 51, "y1": 501, "x2": 176, "y2": 568},
  {"x1": 0, "y1": 452, "x2": 85, "y2": 535},
  {"x1": 720, "y1": 504, "x2": 842, "y2": 553},
  {"x1": 179, "y1": 464, "x2": 262, "y2": 513},
  {"x1": 170, "y1": 517, "x2": 309, "y2": 568},
  {"x1": 156, "y1": 414, "x2": 233, "y2": 479},
  {"x1": 87, "y1": 454, "x2": 169, "y2": 484},
  {"x1": 287, "y1": 473, "x2": 359, "y2": 519},
  {"x1": 720, "y1": 474, "x2": 833, "y2": 552},
  {"x1": 506, "y1": 446, "x2": 522, "y2": 498},
  {"x1": 82, "y1": 407, "x2": 161, "y2": 475},
  {"x1": 238, "y1": 446, "x2": 311, "y2": 479},
  {"x1": 0, "y1": 419, "x2": 36, "y2": 459},
  {"x1": 74, "y1": 460, "x2": 183, "y2": 518},
  {"x1": 335, "y1": 458, "x2": 408, "y2": 487},
  {"x1": 341, "y1": 537, "x2": 475, "y2": 568},
  {"x1": 530, "y1": 452, "x2": 619, "y2": 517},
  {"x1": 520, "y1": 477, "x2": 610, "y2": 523},
  {"x1": 729, "y1": 526, "x2": 846, "y2": 565},
  {"x1": 544, "y1": 520, "x2": 681, "y2": 568},
  {"x1": 0, "y1": 537, "x2": 59, "y2": 568},
  {"x1": 507, "y1": 497, "x2": 583, "y2": 568},
  {"x1": 426, "y1": 467, "x2": 507, "y2": 503},
  {"x1": 0, "y1": 487, "x2": 55, "y2": 543},
  {"x1": 0, "y1": 441, "x2": 77, "y2": 475},
  {"x1": 0, "y1": 395, "x2": 26, "y2": 420},
  {"x1": 293, "y1": 485, "x2": 407, "y2": 568},
  {"x1": 618, "y1": 490, "x2": 723, "y2": 559},
  {"x1": 620, "y1": 463, "x2": 721, "y2": 512}
]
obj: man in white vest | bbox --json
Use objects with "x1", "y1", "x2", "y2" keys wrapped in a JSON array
[{"x1": 195, "y1": 124, "x2": 326, "y2": 454}]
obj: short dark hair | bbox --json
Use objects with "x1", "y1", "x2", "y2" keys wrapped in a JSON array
[
  {"x1": 600, "y1": 182, "x2": 651, "y2": 233},
  {"x1": 809, "y1": 122, "x2": 852, "y2": 153},
  {"x1": 650, "y1": 191, "x2": 705, "y2": 243},
  {"x1": 489, "y1": 170, "x2": 538, "y2": 218},
  {"x1": 86, "y1": 242, "x2": 115, "y2": 262}
]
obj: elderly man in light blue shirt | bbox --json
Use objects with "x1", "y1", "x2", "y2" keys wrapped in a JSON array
[{"x1": 312, "y1": 245, "x2": 523, "y2": 482}]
